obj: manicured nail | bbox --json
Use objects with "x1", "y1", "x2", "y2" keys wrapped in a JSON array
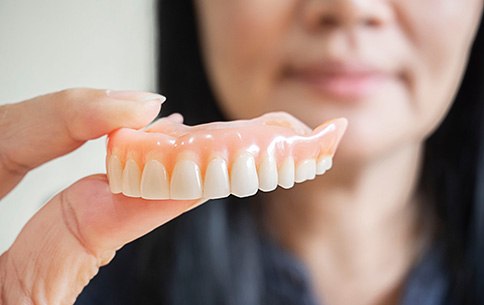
[
  {"x1": 143, "y1": 99, "x2": 164, "y2": 113},
  {"x1": 106, "y1": 90, "x2": 166, "y2": 103}
]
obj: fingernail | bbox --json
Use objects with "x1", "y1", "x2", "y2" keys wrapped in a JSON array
[
  {"x1": 106, "y1": 90, "x2": 166, "y2": 103},
  {"x1": 143, "y1": 99, "x2": 163, "y2": 113}
]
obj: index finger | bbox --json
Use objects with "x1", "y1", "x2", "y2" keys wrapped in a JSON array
[{"x1": 0, "y1": 88, "x2": 165, "y2": 198}]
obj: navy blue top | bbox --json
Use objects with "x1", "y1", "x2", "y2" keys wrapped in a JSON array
[{"x1": 76, "y1": 236, "x2": 448, "y2": 305}]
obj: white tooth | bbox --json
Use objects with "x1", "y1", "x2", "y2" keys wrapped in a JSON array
[
  {"x1": 140, "y1": 160, "x2": 170, "y2": 199},
  {"x1": 258, "y1": 155, "x2": 278, "y2": 192},
  {"x1": 107, "y1": 155, "x2": 123, "y2": 194},
  {"x1": 278, "y1": 157, "x2": 295, "y2": 189},
  {"x1": 295, "y1": 159, "x2": 316, "y2": 183},
  {"x1": 230, "y1": 152, "x2": 259, "y2": 197},
  {"x1": 204, "y1": 157, "x2": 230, "y2": 199},
  {"x1": 170, "y1": 159, "x2": 203, "y2": 199},
  {"x1": 122, "y1": 159, "x2": 141, "y2": 197},
  {"x1": 316, "y1": 156, "x2": 333, "y2": 174}
]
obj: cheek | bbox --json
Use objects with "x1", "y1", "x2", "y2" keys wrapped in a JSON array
[
  {"x1": 196, "y1": 1, "x2": 297, "y2": 119},
  {"x1": 200, "y1": 1, "x2": 295, "y2": 63},
  {"x1": 400, "y1": 0, "x2": 483, "y2": 135}
]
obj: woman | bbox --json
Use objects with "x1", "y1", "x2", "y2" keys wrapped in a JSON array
[{"x1": 1, "y1": 0, "x2": 483, "y2": 304}]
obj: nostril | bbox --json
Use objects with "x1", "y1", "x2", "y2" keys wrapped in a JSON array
[
  {"x1": 320, "y1": 17, "x2": 383, "y2": 30},
  {"x1": 363, "y1": 18, "x2": 382, "y2": 28},
  {"x1": 321, "y1": 15, "x2": 383, "y2": 29},
  {"x1": 302, "y1": 1, "x2": 391, "y2": 32},
  {"x1": 320, "y1": 15, "x2": 340, "y2": 28}
]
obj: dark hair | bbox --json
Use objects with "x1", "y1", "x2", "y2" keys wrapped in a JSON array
[
  {"x1": 421, "y1": 12, "x2": 484, "y2": 303},
  {"x1": 136, "y1": 1, "x2": 484, "y2": 304}
]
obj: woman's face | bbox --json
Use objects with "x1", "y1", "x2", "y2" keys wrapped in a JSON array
[{"x1": 195, "y1": 0, "x2": 483, "y2": 162}]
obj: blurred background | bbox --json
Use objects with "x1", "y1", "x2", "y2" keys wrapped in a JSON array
[{"x1": 0, "y1": 0, "x2": 157, "y2": 253}]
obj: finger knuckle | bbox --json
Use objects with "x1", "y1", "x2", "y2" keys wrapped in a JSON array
[
  {"x1": 0, "y1": 252, "x2": 34, "y2": 305},
  {"x1": 57, "y1": 88, "x2": 100, "y2": 102},
  {"x1": 59, "y1": 190, "x2": 98, "y2": 259},
  {"x1": 56, "y1": 88, "x2": 106, "y2": 112},
  {"x1": 0, "y1": 148, "x2": 30, "y2": 177},
  {"x1": 55, "y1": 88, "x2": 107, "y2": 141}
]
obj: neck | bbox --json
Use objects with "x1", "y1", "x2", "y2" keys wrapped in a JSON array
[{"x1": 263, "y1": 144, "x2": 432, "y2": 305}]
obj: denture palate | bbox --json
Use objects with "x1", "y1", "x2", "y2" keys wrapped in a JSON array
[{"x1": 106, "y1": 112, "x2": 347, "y2": 200}]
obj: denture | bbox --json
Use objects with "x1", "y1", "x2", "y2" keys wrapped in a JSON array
[{"x1": 106, "y1": 112, "x2": 347, "y2": 200}]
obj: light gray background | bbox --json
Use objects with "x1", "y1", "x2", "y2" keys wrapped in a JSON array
[{"x1": 0, "y1": 0, "x2": 157, "y2": 253}]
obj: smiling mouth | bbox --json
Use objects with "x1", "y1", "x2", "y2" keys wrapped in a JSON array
[{"x1": 285, "y1": 61, "x2": 394, "y2": 101}]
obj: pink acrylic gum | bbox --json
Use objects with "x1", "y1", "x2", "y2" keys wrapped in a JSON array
[{"x1": 106, "y1": 112, "x2": 347, "y2": 200}]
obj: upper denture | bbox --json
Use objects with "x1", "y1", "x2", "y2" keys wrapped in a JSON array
[{"x1": 106, "y1": 112, "x2": 347, "y2": 200}]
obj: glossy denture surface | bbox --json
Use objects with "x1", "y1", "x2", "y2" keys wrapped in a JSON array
[{"x1": 106, "y1": 112, "x2": 347, "y2": 200}]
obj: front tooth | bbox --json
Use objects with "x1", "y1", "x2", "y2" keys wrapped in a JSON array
[
  {"x1": 230, "y1": 152, "x2": 259, "y2": 197},
  {"x1": 295, "y1": 159, "x2": 316, "y2": 183},
  {"x1": 122, "y1": 159, "x2": 141, "y2": 197},
  {"x1": 258, "y1": 155, "x2": 278, "y2": 192},
  {"x1": 278, "y1": 157, "x2": 295, "y2": 189},
  {"x1": 170, "y1": 159, "x2": 203, "y2": 199},
  {"x1": 140, "y1": 160, "x2": 170, "y2": 199},
  {"x1": 107, "y1": 155, "x2": 123, "y2": 194},
  {"x1": 316, "y1": 156, "x2": 333, "y2": 174},
  {"x1": 204, "y1": 157, "x2": 230, "y2": 199}
]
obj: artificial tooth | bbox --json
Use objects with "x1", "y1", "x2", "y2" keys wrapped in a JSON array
[
  {"x1": 204, "y1": 157, "x2": 230, "y2": 199},
  {"x1": 278, "y1": 157, "x2": 295, "y2": 189},
  {"x1": 295, "y1": 159, "x2": 316, "y2": 183},
  {"x1": 140, "y1": 159, "x2": 170, "y2": 199},
  {"x1": 258, "y1": 155, "x2": 278, "y2": 192},
  {"x1": 316, "y1": 156, "x2": 333, "y2": 174},
  {"x1": 122, "y1": 159, "x2": 141, "y2": 197},
  {"x1": 230, "y1": 152, "x2": 259, "y2": 197},
  {"x1": 107, "y1": 155, "x2": 123, "y2": 194},
  {"x1": 170, "y1": 159, "x2": 203, "y2": 199}
]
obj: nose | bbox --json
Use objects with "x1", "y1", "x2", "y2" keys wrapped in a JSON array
[{"x1": 302, "y1": 0, "x2": 392, "y2": 31}]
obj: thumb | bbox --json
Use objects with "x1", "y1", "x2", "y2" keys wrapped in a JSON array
[{"x1": 0, "y1": 175, "x2": 204, "y2": 305}]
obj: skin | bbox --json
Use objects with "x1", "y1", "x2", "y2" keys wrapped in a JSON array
[
  {"x1": 194, "y1": 0, "x2": 483, "y2": 305},
  {"x1": 195, "y1": 0, "x2": 483, "y2": 162},
  {"x1": 0, "y1": 89, "x2": 205, "y2": 304}
]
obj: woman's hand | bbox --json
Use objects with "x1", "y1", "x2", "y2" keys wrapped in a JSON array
[{"x1": 0, "y1": 89, "x2": 203, "y2": 305}]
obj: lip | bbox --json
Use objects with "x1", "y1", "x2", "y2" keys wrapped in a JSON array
[{"x1": 285, "y1": 61, "x2": 393, "y2": 101}]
